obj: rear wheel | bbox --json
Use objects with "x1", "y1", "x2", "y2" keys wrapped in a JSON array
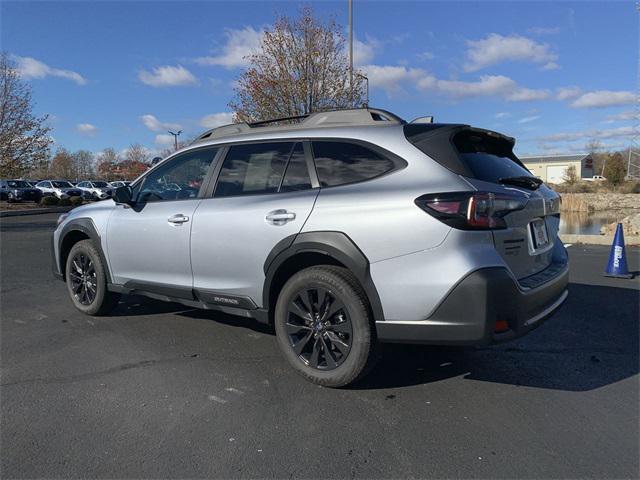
[
  {"x1": 274, "y1": 266, "x2": 378, "y2": 387},
  {"x1": 65, "y1": 240, "x2": 120, "y2": 315},
  {"x1": 7, "y1": 193, "x2": 15, "y2": 203}
]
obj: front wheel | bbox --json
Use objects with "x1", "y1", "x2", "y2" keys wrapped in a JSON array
[
  {"x1": 65, "y1": 240, "x2": 120, "y2": 315},
  {"x1": 274, "y1": 266, "x2": 378, "y2": 387}
]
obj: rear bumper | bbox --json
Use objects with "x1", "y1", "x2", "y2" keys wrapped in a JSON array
[{"x1": 376, "y1": 260, "x2": 569, "y2": 345}]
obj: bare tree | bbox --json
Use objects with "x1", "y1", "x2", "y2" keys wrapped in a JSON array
[
  {"x1": 49, "y1": 148, "x2": 75, "y2": 179},
  {"x1": 0, "y1": 52, "x2": 53, "y2": 177},
  {"x1": 125, "y1": 143, "x2": 149, "y2": 164},
  {"x1": 585, "y1": 138, "x2": 607, "y2": 176},
  {"x1": 229, "y1": 6, "x2": 366, "y2": 122},
  {"x1": 72, "y1": 150, "x2": 95, "y2": 180},
  {"x1": 95, "y1": 148, "x2": 119, "y2": 179}
]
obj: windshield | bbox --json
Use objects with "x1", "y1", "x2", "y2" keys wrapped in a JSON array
[
  {"x1": 7, "y1": 180, "x2": 30, "y2": 188},
  {"x1": 93, "y1": 181, "x2": 108, "y2": 187},
  {"x1": 52, "y1": 181, "x2": 73, "y2": 188}
]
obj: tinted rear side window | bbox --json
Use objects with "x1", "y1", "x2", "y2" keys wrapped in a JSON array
[
  {"x1": 215, "y1": 142, "x2": 293, "y2": 197},
  {"x1": 312, "y1": 141, "x2": 396, "y2": 187}
]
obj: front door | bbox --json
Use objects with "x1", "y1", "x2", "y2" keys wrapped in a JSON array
[
  {"x1": 191, "y1": 141, "x2": 319, "y2": 305},
  {"x1": 106, "y1": 147, "x2": 219, "y2": 290}
]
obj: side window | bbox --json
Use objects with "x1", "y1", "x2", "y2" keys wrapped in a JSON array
[
  {"x1": 215, "y1": 142, "x2": 293, "y2": 198},
  {"x1": 42, "y1": 181, "x2": 51, "y2": 188},
  {"x1": 78, "y1": 182, "x2": 87, "y2": 188},
  {"x1": 311, "y1": 141, "x2": 396, "y2": 187},
  {"x1": 280, "y1": 143, "x2": 312, "y2": 192},
  {"x1": 135, "y1": 148, "x2": 217, "y2": 203}
]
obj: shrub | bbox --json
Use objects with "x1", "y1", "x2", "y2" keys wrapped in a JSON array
[
  {"x1": 58, "y1": 197, "x2": 71, "y2": 206},
  {"x1": 40, "y1": 196, "x2": 59, "y2": 206},
  {"x1": 620, "y1": 181, "x2": 640, "y2": 194},
  {"x1": 69, "y1": 196, "x2": 84, "y2": 207}
]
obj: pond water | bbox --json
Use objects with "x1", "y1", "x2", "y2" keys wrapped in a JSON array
[{"x1": 559, "y1": 209, "x2": 637, "y2": 235}]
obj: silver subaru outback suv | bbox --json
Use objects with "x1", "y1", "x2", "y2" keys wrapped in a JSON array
[{"x1": 52, "y1": 108, "x2": 568, "y2": 387}]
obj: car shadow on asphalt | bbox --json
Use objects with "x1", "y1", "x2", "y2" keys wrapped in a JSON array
[
  {"x1": 111, "y1": 282, "x2": 638, "y2": 392},
  {"x1": 353, "y1": 282, "x2": 639, "y2": 391}
]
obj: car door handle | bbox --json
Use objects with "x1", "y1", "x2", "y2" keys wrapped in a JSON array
[
  {"x1": 265, "y1": 209, "x2": 296, "y2": 225},
  {"x1": 168, "y1": 214, "x2": 190, "y2": 224}
]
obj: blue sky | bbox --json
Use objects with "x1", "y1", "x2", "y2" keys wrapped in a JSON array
[{"x1": 2, "y1": 1, "x2": 637, "y2": 157}]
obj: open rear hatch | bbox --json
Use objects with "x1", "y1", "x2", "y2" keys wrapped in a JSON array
[{"x1": 406, "y1": 124, "x2": 562, "y2": 282}]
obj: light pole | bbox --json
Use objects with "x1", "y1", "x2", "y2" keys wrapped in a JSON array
[
  {"x1": 355, "y1": 73, "x2": 369, "y2": 107},
  {"x1": 168, "y1": 130, "x2": 182, "y2": 151}
]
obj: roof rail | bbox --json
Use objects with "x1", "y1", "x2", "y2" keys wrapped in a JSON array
[{"x1": 192, "y1": 107, "x2": 406, "y2": 144}]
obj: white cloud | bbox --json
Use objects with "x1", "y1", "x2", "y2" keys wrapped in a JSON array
[
  {"x1": 195, "y1": 26, "x2": 263, "y2": 69},
  {"x1": 527, "y1": 26, "x2": 561, "y2": 35},
  {"x1": 360, "y1": 65, "x2": 426, "y2": 95},
  {"x1": 362, "y1": 65, "x2": 550, "y2": 102},
  {"x1": 518, "y1": 115, "x2": 541, "y2": 124},
  {"x1": 140, "y1": 114, "x2": 182, "y2": 132},
  {"x1": 353, "y1": 36, "x2": 381, "y2": 66},
  {"x1": 138, "y1": 65, "x2": 198, "y2": 87},
  {"x1": 76, "y1": 123, "x2": 97, "y2": 136},
  {"x1": 506, "y1": 87, "x2": 550, "y2": 101},
  {"x1": 155, "y1": 134, "x2": 175, "y2": 147},
  {"x1": 556, "y1": 86, "x2": 582, "y2": 100},
  {"x1": 463, "y1": 34, "x2": 558, "y2": 72},
  {"x1": 570, "y1": 90, "x2": 635, "y2": 108},
  {"x1": 14, "y1": 56, "x2": 87, "y2": 85},
  {"x1": 421, "y1": 74, "x2": 551, "y2": 102},
  {"x1": 603, "y1": 110, "x2": 636, "y2": 123},
  {"x1": 495, "y1": 112, "x2": 510, "y2": 119},
  {"x1": 539, "y1": 126, "x2": 635, "y2": 143},
  {"x1": 417, "y1": 51, "x2": 435, "y2": 61},
  {"x1": 199, "y1": 112, "x2": 235, "y2": 128}
]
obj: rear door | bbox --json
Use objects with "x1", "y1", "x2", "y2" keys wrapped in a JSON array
[{"x1": 190, "y1": 141, "x2": 319, "y2": 306}]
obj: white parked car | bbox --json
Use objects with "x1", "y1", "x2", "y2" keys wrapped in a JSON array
[
  {"x1": 35, "y1": 180, "x2": 84, "y2": 199},
  {"x1": 76, "y1": 181, "x2": 113, "y2": 200},
  {"x1": 584, "y1": 175, "x2": 607, "y2": 182}
]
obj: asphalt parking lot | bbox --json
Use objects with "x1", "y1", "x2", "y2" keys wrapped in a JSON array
[{"x1": 1, "y1": 213, "x2": 638, "y2": 479}]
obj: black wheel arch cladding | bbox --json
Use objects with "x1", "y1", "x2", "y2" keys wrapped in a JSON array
[
  {"x1": 263, "y1": 231, "x2": 385, "y2": 323},
  {"x1": 57, "y1": 218, "x2": 113, "y2": 284}
]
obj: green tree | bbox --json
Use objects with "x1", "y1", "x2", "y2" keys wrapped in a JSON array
[
  {"x1": 229, "y1": 6, "x2": 366, "y2": 122},
  {"x1": 604, "y1": 152, "x2": 627, "y2": 186},
  {"x1": 0, "y1": 52, "x2": 52, "y2": 177},
  {"x1": 562, "y1": 165, "x2": 579, "y2": 185}
]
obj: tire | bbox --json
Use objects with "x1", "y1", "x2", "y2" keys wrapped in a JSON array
[
  {"x1": 7, "y1": 193, "x2": 14, "y2": 203},
  {"x1": 274, "y1": 266, "x2": 378, "y2": 387},
  {"x1": 65, "y1": 239, "x2": 120, "y2": 316}
]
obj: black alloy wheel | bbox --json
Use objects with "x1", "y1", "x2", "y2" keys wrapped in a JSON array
[
  {"x1": 68, "y1": 253, "x2": 97, "y2": 305},
  {"x1": 286, "y1": 286, "x2": 353, "y2": 370}
]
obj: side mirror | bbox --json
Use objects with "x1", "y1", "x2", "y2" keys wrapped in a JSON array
[{"x1": 113, "y1": 186, "x2": 133, "y2": 205}]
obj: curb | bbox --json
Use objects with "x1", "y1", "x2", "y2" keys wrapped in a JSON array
[
  {"x1": 560, "y1": 233, "x2": 640, "y2": 246},
  {"x1": 0, "y1": 206, "x2": 74, "y2": 218}
]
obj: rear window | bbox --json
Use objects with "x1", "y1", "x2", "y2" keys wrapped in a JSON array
[
  {"x1": 404, "y1": 124, "x2": 533, "y2": 184},
  {"x1": 453, "y1": 130, "x2": 532, "y2": 183}
]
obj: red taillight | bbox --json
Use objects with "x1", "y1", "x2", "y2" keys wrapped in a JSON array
[
  {"x1": 494, "y1": 319, "x2": 510, "y2": 333},
  {"x1": 415, "y1": 191, "x2": 528, "y2": 230}
]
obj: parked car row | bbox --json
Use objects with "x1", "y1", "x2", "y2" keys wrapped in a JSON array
[{"x1": 1, "y1": 179, "x2": 132, "y2": 203}]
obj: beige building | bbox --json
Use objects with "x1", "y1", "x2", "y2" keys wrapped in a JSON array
[{"x1": 520, "y1": 154, "x2": 595, "y2": 184}]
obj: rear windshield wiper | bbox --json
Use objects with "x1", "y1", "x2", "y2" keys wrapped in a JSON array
[{"x1": 498, "y1": 176, "x2": 543, "y2": 190}]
